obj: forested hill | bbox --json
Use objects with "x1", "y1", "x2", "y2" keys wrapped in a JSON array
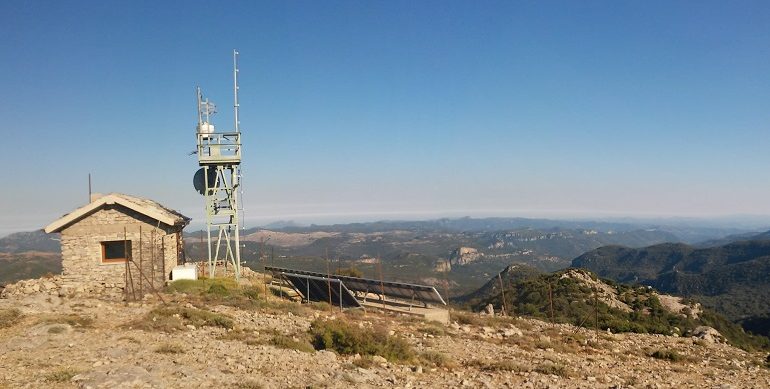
[{"x1": 572, "y1": 239, "x2": 770, "y2": 336}]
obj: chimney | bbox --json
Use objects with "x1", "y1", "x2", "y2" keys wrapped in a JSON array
[{"x1": 90, "y1": 193, "x2": 104, "y2": 202}]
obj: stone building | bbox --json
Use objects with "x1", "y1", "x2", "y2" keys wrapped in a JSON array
[{"x1": 44, "y1": 193, "x2": 190, "y2": 296}]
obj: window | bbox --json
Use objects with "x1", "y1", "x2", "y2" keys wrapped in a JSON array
[{"x1": 101, "y1": 240, "x2": 131, "y2": 263}]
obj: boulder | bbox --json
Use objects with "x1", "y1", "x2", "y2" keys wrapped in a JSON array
[{"x1": 692, "y1": 326, "x2": 724, "y2": 343}]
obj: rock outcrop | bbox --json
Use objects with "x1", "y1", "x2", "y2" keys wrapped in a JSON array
[{"x1": 449, "y1": 247, "x2": 482, "y2": 266}]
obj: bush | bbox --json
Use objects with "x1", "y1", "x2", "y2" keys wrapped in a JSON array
[{"x1": 310, "y1": 318, "x2": 414, "y2": 362}]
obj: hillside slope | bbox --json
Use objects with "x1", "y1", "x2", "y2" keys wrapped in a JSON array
[
  {"x1": 0, "y1": 275, "x2": 768, "y2": 388},
  {"x1": 458, "y1": 267, "x2": 769, "y2": 350}
]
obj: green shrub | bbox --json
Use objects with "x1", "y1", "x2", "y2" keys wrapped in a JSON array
[
  {"x1": 206, "y1": 283, "x2": 230, "y2": 297},
  {"x1": 270, "y1": 335, "x2": 315, "y2": 353},
  {"x1": 650, "y1": 349, "x2": 684, "y2": 362},
  {"x1": 242, "y1": 287, "x2": 260, "y2": 300},
  {"x1": 335, "y1": 267, "x2": 364, "y2": 278},
  {"x1": 310, "y1": 318, "x2": 414, "y2": 362}
]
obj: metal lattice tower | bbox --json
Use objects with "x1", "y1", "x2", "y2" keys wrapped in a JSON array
[{"x1": 194, "y1": 50, "x2": 243, "y2": 279}]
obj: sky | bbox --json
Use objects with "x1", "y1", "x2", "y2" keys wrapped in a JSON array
[{"x1": 2, "y1": 1, "x2": 770, "y2": 234}]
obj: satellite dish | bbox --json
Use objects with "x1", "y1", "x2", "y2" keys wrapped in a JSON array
[{"x1": 193, "y1": 168, "x2": 217, "y2": 195}]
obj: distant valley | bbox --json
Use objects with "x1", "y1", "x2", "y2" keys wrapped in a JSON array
[{"x1": 3, "y1": 216, "x2": 770, "y2": 340}]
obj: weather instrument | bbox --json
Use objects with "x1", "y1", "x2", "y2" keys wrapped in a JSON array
[{"x1": 193, "y1": 50, "x2": 244, "y2": 279}]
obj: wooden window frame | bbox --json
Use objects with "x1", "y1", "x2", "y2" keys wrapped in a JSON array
[{"x1": 101, "y1": 240, "x2": 131, "y2": 264}]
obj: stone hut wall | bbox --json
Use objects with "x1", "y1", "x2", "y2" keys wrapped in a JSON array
[{"x1": 59, "y1": 204, "x2": 183, "y2": 295}]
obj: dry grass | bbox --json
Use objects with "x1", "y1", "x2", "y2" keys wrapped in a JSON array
[
  {"x1": 418, "y1": 351, "x2": 455, "y2": 368},
  {"x1": 39, "y1": 314, "x2": 93, "y2": 328},
  {"x1": 269, "y1": 334, "x2": 315, "y2": 353},
  {"x1": 450, "y1": 311, "x2": 528, "y2": 330},
  {"x1": 218, "y1": 329, "x2": 264, "y2": 346},
  {"x1": 0, "y1": 308, "x2": 22, "y2": 329},
  {"x1": 465, "y1": 359, "x2": 527, "y2": 372},
  {"x1": 352, "y1": 356, "x2": 376, "y2": 369},
  {"x1": 118, "y1": 336, "x2": 141, "y2": 344},
  {"x1": 235, "y1": 381, "x2": 265, "y2": 389},
  {"x1": 44, "y1": 367, "x2": 79, "y2": 383},
  {"x1": 535, "y1": 362, "x2": 572, "y2": 377},
  {"x1": 47, "y1": 325, "x2": 67, "y2": 334},
  {"x1": 155, "y1": 343, "x2": 185, "y2": 354},
  {"x1": 127, "y1": 304, "x2": 233, "y2": 332},
  {"x1": 218, "y1": 328, "x2": 313, "y2": 352},
  {"x1": 649, "y1": 349, "x2": 686, "y2": 362},
  {"x1": 417, "y1": 322, "x2": 447, "y2": 336}
]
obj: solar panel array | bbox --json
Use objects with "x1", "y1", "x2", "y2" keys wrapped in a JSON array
[
  {"x1": 266, "y1": 266, "x2": 446, "y2": 305},
  {"x1": 279, "y1": 272, "x2": 361, "y2": 308}
]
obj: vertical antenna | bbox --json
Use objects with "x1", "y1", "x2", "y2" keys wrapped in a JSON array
[
  {"x1": 196, "y1": 86, "x2": 203, "y2": 126},
  {"x1": 88, "y1": 173, "x2": 92, "y2": 203},
  {"x1": 233, "y1": 49, "x2": 240, "y2": 133},
  {"x1": 233, "y1": 49, "x2": 246, "y2": 236}
]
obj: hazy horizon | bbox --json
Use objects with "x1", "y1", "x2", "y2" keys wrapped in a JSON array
[{"x1": 5, "y1": 209, "x2": 770, "y2": 239}]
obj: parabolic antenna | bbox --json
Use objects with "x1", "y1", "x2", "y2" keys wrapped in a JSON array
[{"x1": 193, "y1": 168, "x2": 217, "y2": 195}]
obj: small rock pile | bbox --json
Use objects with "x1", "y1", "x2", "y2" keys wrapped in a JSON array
[
  {"x1": 0, "y1": 276, "x2": 123, "y2": 300},
  {"x1": 0, "y1": 276, "x2": 62, "y2": 298}
]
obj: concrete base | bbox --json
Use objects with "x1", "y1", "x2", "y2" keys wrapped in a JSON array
[{"x1": 359, "y1": 297, "x2": 450, "y2": 324}]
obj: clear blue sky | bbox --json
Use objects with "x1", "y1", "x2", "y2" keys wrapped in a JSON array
[{"x1": 2, "y1": 1, "x2": 770, "y2": 234}]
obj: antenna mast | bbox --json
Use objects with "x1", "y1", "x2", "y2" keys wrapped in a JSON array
[{"x1": 193, "y1": 50, "x2": 244, "y2": 280}]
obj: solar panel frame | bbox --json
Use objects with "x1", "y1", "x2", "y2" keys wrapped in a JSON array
[
  {"x1": 277, "y1": 272, "x2": 362, "y2": 308},
  {"x1": 266, "y1": 266, "x2": 446, "y2": 305}
]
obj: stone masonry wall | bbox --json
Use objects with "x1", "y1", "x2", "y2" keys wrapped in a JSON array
[{"x1": 58, "y1": 204, "x2": 183, "y2": 297}]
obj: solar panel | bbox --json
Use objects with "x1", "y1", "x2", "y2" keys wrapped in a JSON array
[
  {"x1": 266, "y1": 266, "x2": 446, "y2": 305},
  {"x1": 278, "y1": 272, "x2": 361, "y2": 308}
]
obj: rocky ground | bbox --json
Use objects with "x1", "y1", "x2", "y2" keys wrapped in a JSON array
[{"x1": 0, "y1": 280, "x2": 769, "y2": 389}]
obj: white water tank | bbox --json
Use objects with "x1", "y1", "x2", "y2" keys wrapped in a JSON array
[
  {"x1": 171, "y1": 264, "x2": 198, "y2": 281},
  {"x1": 197, "y1": 122, "x2": 215, "y2": 134}
]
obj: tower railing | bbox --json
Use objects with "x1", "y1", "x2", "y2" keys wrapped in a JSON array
[{"x1": 197, "y1": 132, "x2": 241, "y2": 164}]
